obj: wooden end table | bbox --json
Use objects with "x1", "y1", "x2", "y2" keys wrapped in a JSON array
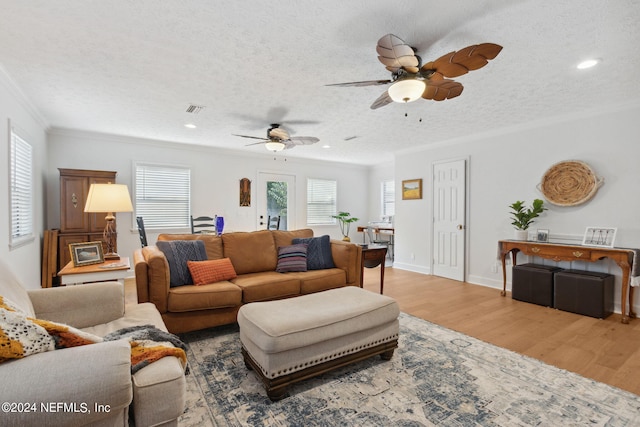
[
  {"x1": 58, "y1": 257, "x2": 130, "y2": 286},
  {"x1": 360, "y1": 246, "x2": 387, "y2": 294}
]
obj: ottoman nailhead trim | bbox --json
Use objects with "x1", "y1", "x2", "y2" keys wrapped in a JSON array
[{"x1": 254, "y1": 333, "x2": 400, "y2": 379}]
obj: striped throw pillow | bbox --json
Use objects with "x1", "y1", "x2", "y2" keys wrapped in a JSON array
[
  {"x1": 187, "y1": 258, "x2": 237, "y2": 285},
  {"x1": 276, "y1": 244, "x2": 308, "y2": 273}
]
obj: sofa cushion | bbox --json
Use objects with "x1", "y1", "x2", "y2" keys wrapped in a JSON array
[
  {"x1": 272, "y1": 228, "x2": 314, "y2": 249},
  {"x1": 292, "y1": 235, "x2": 335, "y2": 270},
  {"x1": 222, "y1": 230, "x2": 277, "y2": 274},
  {"x1": 187, "y1": 258, "x2": 237, "y2": 285},
  {"x1": 157, "y1": 240, "x2": 207, "y2": 287},
  {"x1": 291, "y1": 268, "x2": 347, "y2": 294},
  {"x1": 0, "y1": 260, "x2": 35, "y2": 317},
  {"x1": 231, "y1": 272, "x2": 301, "y2": 303},
  {"x1": 0, "y1": 295, "x2": 102, "y2": 361},
  {"x1": 167, "y1": 282, "x2": 242, "y2": 312},
  {"x1": 276, "y1": 244, "x2": 308, "y2": 273},
  {"x1": 158, "y1": 233, "x2": 224, "y2": 260}
]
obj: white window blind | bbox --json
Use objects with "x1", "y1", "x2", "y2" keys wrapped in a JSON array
[
  {"x1": 10, "y1": 129, "x2": 33, "y2": 247},
  {"x1": 135, "y1": 163, "x2": 191, "y2": 229},
  {"x1": 382, "y1": 180, "x2": 395, "y2": 216},
  {"x1": 307, "y1": 178, "x2": 337, "y2": 225}
]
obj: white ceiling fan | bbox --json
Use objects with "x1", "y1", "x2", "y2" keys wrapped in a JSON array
[{"x1": 233, "y1": 124, "x2": 319, "y2": 152}]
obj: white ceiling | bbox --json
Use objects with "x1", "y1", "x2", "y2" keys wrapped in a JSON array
[{"x1": 1, "y1": 1, "x2": 639, "y2": 165}]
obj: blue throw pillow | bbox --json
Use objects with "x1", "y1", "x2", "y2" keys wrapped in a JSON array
[
  {"x1": 157, "y1": 240, "x2": 207, "y2": 287},
  {"x1": 276, "y1": 244, "x2": 308, "y2": 273},
  {"x1": 292, "y1": 235, "x2": 335, "y2": 270}
]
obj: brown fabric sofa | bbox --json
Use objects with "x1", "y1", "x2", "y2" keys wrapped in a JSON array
[{"x1": 134, "y1": 229, "x2": 362, "y2": 334}]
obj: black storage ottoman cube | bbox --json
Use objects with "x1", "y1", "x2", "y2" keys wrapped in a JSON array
[
  {"x1": 554, "y1": 270, "x2": 614, "y2": 319},
  {"x1": 512, "y1": 263, "x2": 563, "y2": 307}
]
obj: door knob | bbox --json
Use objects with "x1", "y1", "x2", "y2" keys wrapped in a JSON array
[{"x1": 457, "y1": 224, "x2": 464, "y2": 230}]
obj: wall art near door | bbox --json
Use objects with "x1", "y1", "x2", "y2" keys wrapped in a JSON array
[
  {"x1": 582, "y1": 227, "x2": 617, "y2": 248},
  {"x1": 402, "y1": 179, "x2": 422, "y2": 200},
  {"x1": 240, "y1": 178, "x2": 251, "y2": 206}
]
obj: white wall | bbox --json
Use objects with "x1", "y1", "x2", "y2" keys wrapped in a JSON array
[
  {"x1": 393, "y1": 102, "x2": 640, "y2": 314},
  {"x1": 46, "y1": 129, "x2": 369, "y2": 262},
  {"x1": 0, "y1": 68, "x2": 48, "y2": 288}
]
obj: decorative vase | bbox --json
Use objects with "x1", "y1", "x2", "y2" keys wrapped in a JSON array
[
  {"x1": 216, "y1": 216, "x2": 224, "y2": 235},
  {"x1": 514, "y1": 229, "x2": 528, "y2": 241}
]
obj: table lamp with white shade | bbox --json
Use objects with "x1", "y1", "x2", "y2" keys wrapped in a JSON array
[{"x1": 84, "y1": 183, "x2": 133, "y2": 260}]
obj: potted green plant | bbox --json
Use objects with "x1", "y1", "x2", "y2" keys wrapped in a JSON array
[
  {"x1": 509, "y1": 199, "x2": 547, "y2": 240},
  {"x1": 332, "y1": 211, "x2": 359, "y2": 242}
]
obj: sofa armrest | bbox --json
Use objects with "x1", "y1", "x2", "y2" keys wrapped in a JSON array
[
  {"x1": 133, "y1": 248, "x2": 150, "y2": 303},
  {"x1": 330, "y1": 240, "x2": 362, "y2": 286},
  {"x1": 28, "y1": 282, "x2": 125, "y2": 328},
  {"x1": 0, "y1": 340, "x2": 132, "y2": 426},
  {"x1": 139, "y1": 245, "x2": 171, "y2": 313}
]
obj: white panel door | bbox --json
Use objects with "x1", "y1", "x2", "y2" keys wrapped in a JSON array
[
  {"x1": 257, "y1": 172, "x2": 295, "y2": 230},
  {"x1": 432, "y1": 159, "x2": 466, "y2": 281}
]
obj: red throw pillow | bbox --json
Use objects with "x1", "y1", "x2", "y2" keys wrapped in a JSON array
[{"x1": 187, "y1": 258, "x2": 237, "y2": 285}]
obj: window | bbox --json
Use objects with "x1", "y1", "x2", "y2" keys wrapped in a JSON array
[
  {"x1": 382, "y1": 180, "x2": 395, "y2": 217},
  {"x1": 307, "y1": 178, "x2": 337, "y2": 225},
  {"x1": 9, "y1": 126, "x2": 34, "y2": 247},
  {"x1": 135, "y1": 163, "x2": 191, "y2": 229}
]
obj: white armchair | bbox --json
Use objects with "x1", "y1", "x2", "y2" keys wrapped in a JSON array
[{"x1": 0, "y1": 261, "x2": 186, "y2": 427}]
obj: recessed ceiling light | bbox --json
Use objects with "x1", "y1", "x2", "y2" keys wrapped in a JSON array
[
  {"x1": 322, "y1": 145, "x2": 331, "y2": 149},
  {"x1": 577, "y1": 59, "x2": 600, "y2": 70},
  {"x1": 184, "y1": 123, "x2": 197, "y2": 129}
]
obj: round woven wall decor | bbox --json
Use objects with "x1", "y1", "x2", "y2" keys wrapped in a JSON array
[{"x1": 538, "y1": 160, "x2": 603, "y2": 206}]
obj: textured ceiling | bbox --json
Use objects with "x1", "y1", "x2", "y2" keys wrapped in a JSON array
[{"x1": 1, "y1": 1, "x2": 639, "y2": 165}]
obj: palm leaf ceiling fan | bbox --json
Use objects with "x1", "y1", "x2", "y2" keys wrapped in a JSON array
[
  {"x1": 233, "y1": 124, "x2": 319, "y2": 152},
  {"x1": 328, "y1": 34, "x2": 502, "y2": 109}
]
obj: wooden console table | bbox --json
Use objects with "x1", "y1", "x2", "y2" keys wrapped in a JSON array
[{"x1": 498, "y1": 240, "x2": 637, "y2": 324}]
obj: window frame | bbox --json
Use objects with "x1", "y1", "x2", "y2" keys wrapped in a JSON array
[
  {"x1": 306, "y1": 177, "x2": 337, "y2": 226},
  {"x1": 9, "y1": 123, "x2": 34, "y2": 248},
  {"x1": 134, "y1": 162, "x2": 191, "y2": 231},
  {"x1": 381, "y1": 179, "x2": 395, "y2": 217}
]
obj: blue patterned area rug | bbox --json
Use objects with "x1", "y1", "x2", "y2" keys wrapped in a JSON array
[{"x1": 178, "y1": 313, "x2": 640, "y2": 426}]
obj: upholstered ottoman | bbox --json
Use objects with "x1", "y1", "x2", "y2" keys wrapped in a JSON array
[{"x1": 237, "y1": 286, "x2": 400, "y2": 400}]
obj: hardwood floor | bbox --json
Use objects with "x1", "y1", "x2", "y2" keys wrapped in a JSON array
[
  {"x1": 361, "y1": 267, "x2": 640, "y2": 396},
  {"x1": 125, "y1": 267, "x2": 640, "y2": 395}
]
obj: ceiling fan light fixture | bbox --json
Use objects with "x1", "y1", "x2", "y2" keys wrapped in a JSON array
[
  {"x1": 388, "y1": 79, "x2": 426, "y2": 103},
  {"x1": 265, "y1": 141, "x2": 285, "y2": 152}
]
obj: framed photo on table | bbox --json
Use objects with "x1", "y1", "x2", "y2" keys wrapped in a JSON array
[
  {"x1": 536, "y1": 229, "x2": 549, "y2": 242},
  {"x1": 582, "y1": 227, "x2": 617, "y2": 248},
  {"x1": 402, "y1": 179, "x2": 422, "y2": 200},
  {"x1": 69, "y1": 241, "x2": 104, "y2": 267}
]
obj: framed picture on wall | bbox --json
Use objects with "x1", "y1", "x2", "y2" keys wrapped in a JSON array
[
  {"x1": 402, "y1": 179, "x2": 422, "y2": 200},
  {"x1": 582, "y1": 227, "x2": 617, "y2": 248}
]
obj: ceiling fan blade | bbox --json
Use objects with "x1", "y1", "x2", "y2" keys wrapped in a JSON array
[
  {"x1": 233, "y1": 134, "x2": 268, "y2": 141},
  {"x1": 421, "y1": 43, "x2": 503, "y2": 78},
  {"x1": 376, "y1": 34, "x2": 420, "y2": 73},
  {"x1": 326, "y1": 79, "x2": 392, "y2": 87},
  {"x1": 422, "y1": 79, "x2": 463, "y2": 101},
  {"x1": 370, "y1": 90, "x2": 393, "y2": 110},
  {"x1": 288, "y1": 136, "x2": 319, "y2": 145},
  {"x1": 244, "y1": 141, "x2": 268, "y2": 147}
]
